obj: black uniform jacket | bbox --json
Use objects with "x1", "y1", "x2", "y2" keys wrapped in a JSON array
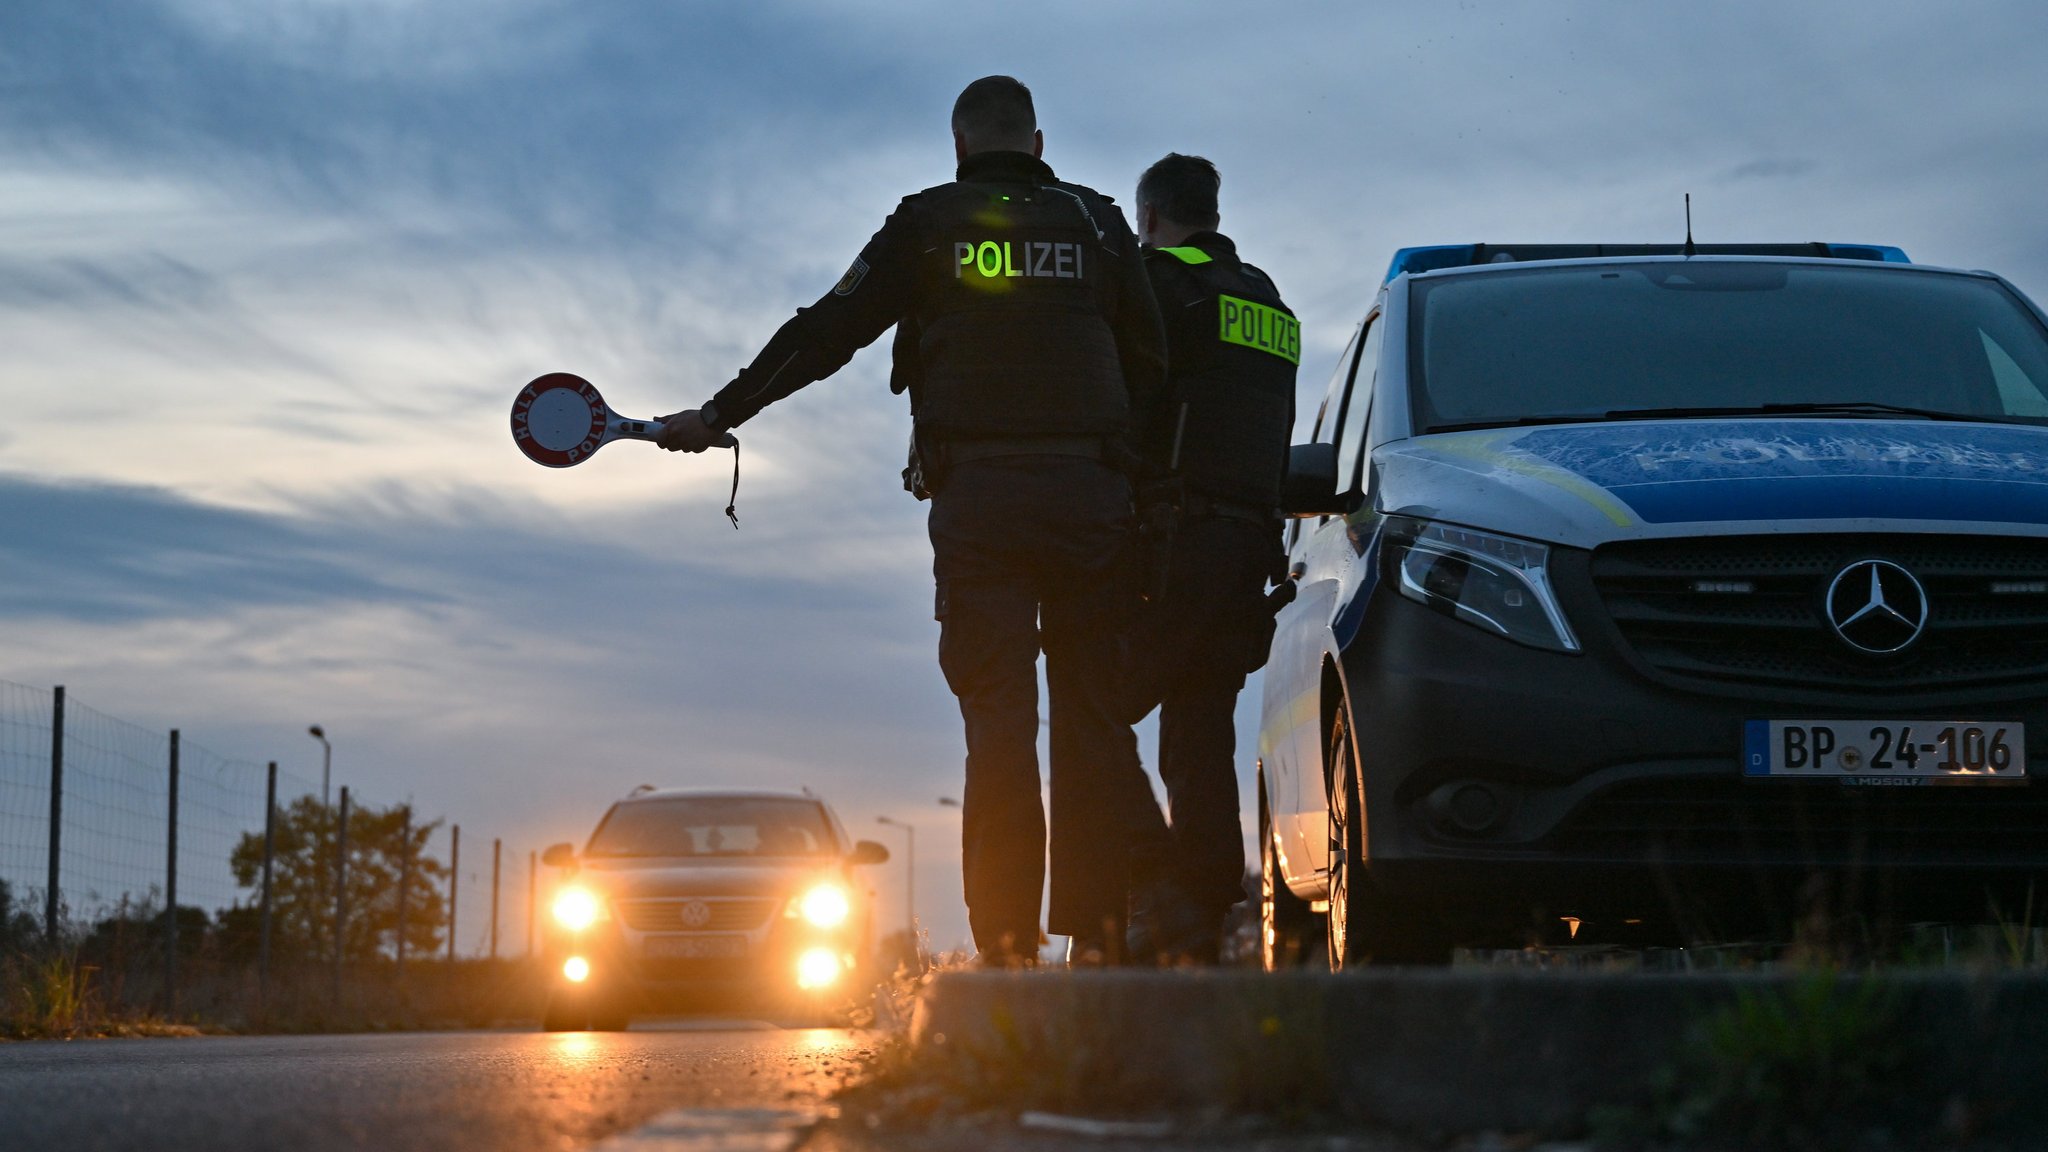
[
  {"x1": 705, "y1": 151, "x2": 1167, "y2": 444},
  {"x1": 1140, "y1": 231, "x2": 1299, "y2": 508}
]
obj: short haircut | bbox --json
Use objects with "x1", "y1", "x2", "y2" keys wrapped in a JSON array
[
  {"x1": 1137, "y1": 153, "x2": 1221, "y2": 229},
  {"x1": 951, "y1": 76, "x2": 1036, "y2": 151}
]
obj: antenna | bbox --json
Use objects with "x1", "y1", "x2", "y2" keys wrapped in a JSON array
[{"x1": 1683, "y1": 193, "x2": 1696, "y2": 257}]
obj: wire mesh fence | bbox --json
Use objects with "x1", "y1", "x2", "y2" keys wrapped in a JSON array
[{"x1": 0, "y1": 679, "x2": 550, "y2": 1025}]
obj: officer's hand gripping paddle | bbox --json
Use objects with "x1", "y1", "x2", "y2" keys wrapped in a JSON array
[{"x1": 510, "y1": 372, "x2": 742, "y2": 527}]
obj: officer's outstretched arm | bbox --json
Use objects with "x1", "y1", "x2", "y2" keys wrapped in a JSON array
[{"x1": 696, "y1": 204, "x2": 919, "y2": 433}]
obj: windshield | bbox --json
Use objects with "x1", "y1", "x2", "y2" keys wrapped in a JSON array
[
  {"x1": 585, "y1": 796, "x2": 838, "y2": 858},
  {"x1": 1410, "y1": 262, "x2": 2048, "y2": 432}
]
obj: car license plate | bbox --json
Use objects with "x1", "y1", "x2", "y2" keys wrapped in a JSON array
[
  {"x1": 1745, "y1": 720, "x2": 2026, "y2": 784},
  {"x1": 644, "y1": 934, "x2": 746, "y2": 959}
]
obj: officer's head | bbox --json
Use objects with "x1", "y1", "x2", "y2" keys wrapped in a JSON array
[
  {"x1": 1135, "y1": 153, "x2": 1221, "y2": 248},
  {"x1": 952, "y1": 76, "x2": 1042, "y2": 162}
]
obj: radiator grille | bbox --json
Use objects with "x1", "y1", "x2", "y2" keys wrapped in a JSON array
[
  {"x1": 616, "y1": 898, "x2": 775, "y2": 932},
  {"x1": 1590, "y1": 535, "x2": 2048, "y2": 691}
]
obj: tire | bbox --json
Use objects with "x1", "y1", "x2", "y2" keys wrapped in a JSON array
[
  {"x1": 542, "y1": 989, "x2": 589, "y2": 1032},
  {"x1": 1325, "y1": 705, "x2": 1363, "y2": 970},
  {"x1": 1326, "y1": 702, "x2": 1454, "y2": 968},
  {"x1": 1259, "y1": 772, "x2": 1323, "y2": 970}
]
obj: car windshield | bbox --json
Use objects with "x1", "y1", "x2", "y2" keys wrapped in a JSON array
[
  {"x1": 1410, "y1": 262, "x2": 2048, "y2": 432},
  {"x1": 584, "y1": 796, "x2": 837, "y2": 858}
]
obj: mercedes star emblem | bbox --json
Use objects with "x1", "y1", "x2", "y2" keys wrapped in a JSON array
[{"x1": 1824, "y1": 559, "x2": 1929, "y2": 655}]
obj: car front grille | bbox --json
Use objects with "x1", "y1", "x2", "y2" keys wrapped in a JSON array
[
  {"x1": 1589, "y1": 534, "x2": 2048, "y2": 692},
  {"x1": 616, "y1": 898, "x2": 776, "y2": 932},
  {"x1": 1548, "y1": 776, "x2": 2048, "y2": 864}
]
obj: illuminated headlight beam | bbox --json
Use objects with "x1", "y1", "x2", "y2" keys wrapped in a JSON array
[
  {"x1": 795, "y1": 947, "x2": 842, "y2": 989},
  {"x1": 553, "y1": 887, "x2": 603, "y2": 932},
  {"x1": 796, "y1": 885, "x2": 850, "y2": 929}
]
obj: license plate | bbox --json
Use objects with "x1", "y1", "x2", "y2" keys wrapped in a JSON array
[
  {"x1": 643, "y1": 934, "x2": 747, "y2": 959},
  {"x1": 1745, "y1": 720, "x2": 2027, "y2": 784}
]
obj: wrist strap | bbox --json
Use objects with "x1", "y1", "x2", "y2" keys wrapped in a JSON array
[{"x1": 724, "y1": 440, "x2": 741, "y2": 529}]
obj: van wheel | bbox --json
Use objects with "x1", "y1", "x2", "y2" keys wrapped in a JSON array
[
  {"x1": 1259, "y1": 774, "x2": 1322, "y2": 970},
  {"x1": 1326, "y1": 704, "x2": 1453, "y2": 968}
]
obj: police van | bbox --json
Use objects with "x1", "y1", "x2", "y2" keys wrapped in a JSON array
[{"x1": 1258, "y1": 242, "x2": 2048, "y2": 967}]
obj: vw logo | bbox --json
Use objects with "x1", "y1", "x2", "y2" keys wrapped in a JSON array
[
  {"x1": 679, "y1": 900, "x2": 712, "y2": 928},
  {"x1": 1824, "y1": 559, "x2": 1929, "y2": 655}
]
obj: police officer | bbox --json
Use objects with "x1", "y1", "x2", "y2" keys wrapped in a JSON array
[
  {"x1": 1122, "y1": 154, "x2": 1298, "y2": 964},
  {"x1": 657, "y1": 77, "x2": 1167, "y2": 966}
]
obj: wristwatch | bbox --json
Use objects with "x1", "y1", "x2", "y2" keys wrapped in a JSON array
[{"x1": 700, "y1": 400, "x2": 728, "y2": 433}]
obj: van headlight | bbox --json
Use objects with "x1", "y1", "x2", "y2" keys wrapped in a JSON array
[
  {"x1": 790, "y1": 884, "x2": 851, "y2": 929},
  {"x1": 1386, "y1": 518, "x2": 1580, "y2": 653},
  {"x1": 552, "y1": 887, "x2": 606, "y2": 933}
]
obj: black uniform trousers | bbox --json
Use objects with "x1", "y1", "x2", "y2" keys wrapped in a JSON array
[
  {"x1": 1129, "y1": 514, "x2": 1279, "y2": 915},
  {"x1": 928, "y1": 455, "x2": 1149, "y2": 956}
]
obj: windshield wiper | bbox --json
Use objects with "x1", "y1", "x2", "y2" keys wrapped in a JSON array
[
  {"x1": 1600, "y1": 401, "x2": 1989, "y2": 422},
  {"x1": 1426, "y1": 401, "x2": 2026, "y2": 436},
  {"x1": 1427, "y1": 415, "x2": 1611, "y2": 434}
]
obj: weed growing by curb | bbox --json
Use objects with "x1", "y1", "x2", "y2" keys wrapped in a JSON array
[{"x1": 1592, "y1": 969, "x2": 1926, "y2": 1150}]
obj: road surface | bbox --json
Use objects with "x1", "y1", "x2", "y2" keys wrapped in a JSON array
[{"x1": 0, "y1": 1020, "x2": 871, "y2": 1152}]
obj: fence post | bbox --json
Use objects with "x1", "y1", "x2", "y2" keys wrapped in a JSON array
[
  {"x1": 333, "y1": 786, "x2": 350, "y2": 1007},
  {"x1": 44, "y1": 685, "x2": 64, "y2": 946},
  {"x1": 396, "y1": 805, "x2": 410, "y2": 978},
  {"x1": 526, "y1": 850, "x2": 536, "y2": 957},
  {"x1": 259, "y1": 761, "x2": 276, "y2": 1012},
  {"x1": 447, "y1": 824, "x2": 460, "y2": 963},
  {"x1": 490, "y1": 838, "x2": 501, "y2": 960},
  {"x1": 165, "y1": 729, "x2": 180, "y2": 1015}
]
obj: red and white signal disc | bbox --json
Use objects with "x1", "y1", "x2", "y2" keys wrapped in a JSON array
[{"x1": 511, "y1": 372, "x2": 610, "y2": 468}]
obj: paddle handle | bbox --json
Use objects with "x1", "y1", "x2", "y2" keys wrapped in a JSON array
[{"x1": 609, "y1": 415, "x2": 737, "y2": 449}]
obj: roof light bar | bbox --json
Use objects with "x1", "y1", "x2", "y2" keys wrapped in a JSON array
[{"x1": 1382, "y1": 242, "x2": 1911, "y2": 285}]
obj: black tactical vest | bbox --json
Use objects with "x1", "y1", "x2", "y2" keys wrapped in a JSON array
[
  {"x1": 1146, "y1": 243, "x2": 1299, "y2": 508},
  {"x1": 898, "y1": 163, "x2": 1130, "y2": 442}
]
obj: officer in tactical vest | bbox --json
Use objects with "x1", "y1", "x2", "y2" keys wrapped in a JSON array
[
  {"x1": 657, "y1": 77, "x2": 1167, "y2": 966},
  {"x1": 1122, "y1": 154, "x2": 1298, "y2": 964}
]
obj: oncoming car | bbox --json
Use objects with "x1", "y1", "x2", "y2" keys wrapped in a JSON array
[
  {"x1": 539, "y1": 787, "x2": 889, "y2": 1029},
  {"x1": 1259, "y1": 242, "x2": 2048, "y2": 967}
]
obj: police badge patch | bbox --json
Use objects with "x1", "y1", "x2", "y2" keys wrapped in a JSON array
[{"x1": 833, "y1": 256, "x2": 870, "y2": 296}]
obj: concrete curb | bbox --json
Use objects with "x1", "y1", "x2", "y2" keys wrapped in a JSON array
[{"x1": 910, "y1": 970, "x2": 2048, "y2": 1136}]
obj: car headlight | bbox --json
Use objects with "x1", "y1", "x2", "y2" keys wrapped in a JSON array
[
  {"x1": 552, "y1": 887, "x2": 605, "y2": 932},
  {"x1": 790, "y1": 884, "x2": 850, "y2": 929},
  {"x1": 1386, "y1": 518, "x2": 1580, "y2": 653},
  {"x1": 795, "y1": 947, "x2": 844, "y2": 990}
]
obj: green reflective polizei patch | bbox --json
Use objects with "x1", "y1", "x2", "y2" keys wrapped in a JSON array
[
  {"x1": 1218, "y1": 294, "x2": 1300, "y2": 364},
  {"x1": 1158, "y1": 246, "x2": 1213, "y2": 265}
]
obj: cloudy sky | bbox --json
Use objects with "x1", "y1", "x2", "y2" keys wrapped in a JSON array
[{"x1": 4, "y1": 0, "x2": 2046, "y2": 951}]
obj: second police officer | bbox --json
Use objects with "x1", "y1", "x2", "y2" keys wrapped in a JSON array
[
  {"x1": 656, "y1": 77, "x2": 1168, "y2": 966},
  {"x1": 1122, "y1": 153, "x2": 1300, "y2": 964}
]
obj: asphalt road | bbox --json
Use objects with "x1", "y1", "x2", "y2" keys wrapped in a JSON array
[{"x1": 0, "y1": 1020, "x2": 872, "y2": 1152}]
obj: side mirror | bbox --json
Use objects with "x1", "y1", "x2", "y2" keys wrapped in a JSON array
[
  {"x1": 847, "y1": 840, "x2": 891, "y2": 867},
  {"x1": 1279, "y1": 443, "x2": 1360, "y2": 518},
  {"x1": 540, "y1": 843, "x2": 577, "y2": 868}
]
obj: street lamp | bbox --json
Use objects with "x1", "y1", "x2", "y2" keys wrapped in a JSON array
[
  {"x1": 308, "y1": 726, "x2": 331, "y2": 807},
  {"x1": 875, "y1": 816, "x2": 915, "y2": 941}
]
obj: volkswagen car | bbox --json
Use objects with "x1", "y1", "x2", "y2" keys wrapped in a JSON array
[
  {"x1": 1258, "y1": 242, "x2": 2048, "y2": 967},
  {"x1": 539, "y1": 787, "x2": 889, "y2": 1028}
]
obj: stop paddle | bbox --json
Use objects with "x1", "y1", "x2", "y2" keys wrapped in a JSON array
[{"x1": 510, "y1": 372, "x2": 741, "y2": 526}]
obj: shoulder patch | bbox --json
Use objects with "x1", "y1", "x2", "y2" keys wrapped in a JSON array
[
  {"x1": 833, "y1": 256, "x2": 870, "y2": 297},
  {"x1": 1158, "y1": 246, "x2": 1214, "y2": 265}
]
